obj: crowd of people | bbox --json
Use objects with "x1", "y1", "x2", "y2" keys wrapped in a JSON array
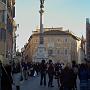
[
  {"x1": 39, "y1": 59, "x2": 90, "y2": 90},
  {"x1": 19, "y1": 59, "x2": 90, "y2": 90},
  {"x1": 0, "y1": 59, "x2": 90, "y2": 90},
  {"x1": 39, "y1": 60, "x2": 77, "y2": 90}
]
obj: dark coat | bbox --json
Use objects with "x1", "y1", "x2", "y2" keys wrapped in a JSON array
[
  {"x1": 60, "y1": 67, "x2": 75, "y2": 88},
  {"x1": 40, "y1": 63, "x2": 47, "y2": 73},
  {"x1": 78, "y1": 64, "x2": 88, "y2": 81},
  {"x1": 78, "y1": 64, "x2": 88, "y2": 90},
  {"x1": 48, "y1": 64, "x2": 54, "y2": 75},
  {"x1": 1, "y1": 65, "x2": 12, "y2": 90}
]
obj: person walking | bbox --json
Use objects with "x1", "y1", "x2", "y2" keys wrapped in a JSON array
[
  {"x1": 55, "y1": 63, "x2": 62, "y2": 88},
  {"x1": 22, "y1": 61, "x2": 28, "y2": 80},
  {"x1": 72, "y1": 61, "x2": 78, "y2": 90},
  {"x1": 13, "y1": 63, "x2": 21, "y2": 90},
  {"x1": 40, "y1": 60, "x2": 47, "y2": 86},
  {"x1": 47, "y1": 60, "x2": 55, "y2": 87}
]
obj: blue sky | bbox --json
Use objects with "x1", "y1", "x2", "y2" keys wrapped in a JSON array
[{"x1": 15, "y1": 0, "x2": 90, "y2": 50}]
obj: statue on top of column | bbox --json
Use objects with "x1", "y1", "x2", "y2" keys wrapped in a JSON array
[{"x1": 40, "y1": 0, "x2": 45, "y2": 8}]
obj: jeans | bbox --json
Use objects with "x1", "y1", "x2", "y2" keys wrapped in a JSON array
[
  {"x1": 48, "y1": 74, "x2": 54, "y2": 86},
  {"x1": 40, "y1": 72, "x2": 46, "y2": 86}
]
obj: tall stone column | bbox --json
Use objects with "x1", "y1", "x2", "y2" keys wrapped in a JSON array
[
  {"x1": 39, "y1": 0, "x2": 45, "y2": 45},
  {"x1": 33, "y1": 0, "x2": 47, "y2": 62}
]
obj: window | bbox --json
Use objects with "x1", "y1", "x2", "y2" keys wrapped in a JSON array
[
  {"x1": 2, "y1": 0, "x2": 6, "y2": 4},
  {"x1": 2, "y1": 29, "x2": 6, "y2": 41},
  {"x1": 57, "y1": 50, "x2": 60, "y2": 54},
  {"x1": 0, "y1": 29, "x2": 6, "y2": 41},
  {"x1": 48, "y1": 50, "x2": 53, "y2": 55},
  {"x1": 2, "y1": 11, "x2": 5, "y2": 23},
  {"x1": 0, "y1": 29, "x2": 2, "y2": 40},
  {"x1": 65, "y1": 38, "x2": 67, "y2": 42},
  {"x1": 58, "y1": 39, "x2": 59, "y2": 42},
  {"x1": 65, "y1": 49, "x2": 67, "y2": 55},
  {"x1": 13, "y1": 6, "x2": 15, "y2": 18}
]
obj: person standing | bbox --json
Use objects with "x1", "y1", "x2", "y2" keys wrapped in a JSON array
[
  {"x1": 72, "y1": 61, "x2": 78, "y2": 90},
  {"x1": 40, "y1": 60, "x2": 47, "y2": 86},
  {"x1": 13, "y1": 63, "x2": 21, "y2": 90},
  {"x1": 55, "y1": 63, "x2": 62, "y2": 88},
  {"x1": 22, "y1": 61, "x2": 28, "y2": 80},
  {"x1": 27, "y1": 62, "x2": 31, "y2": 76},
  {"x1": 47, "y1": 60, "x2": 55, "y2": 87},
  {"x1": 78, "y1": 63, "x2": 88, "y2": 90},
  {"x1": 60, "y1": 63, "x2": 74, "y2": 90}
]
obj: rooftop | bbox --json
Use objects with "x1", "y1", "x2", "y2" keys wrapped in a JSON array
[{"x1": 32, "y1": 27, "x2": 80, "y2": 40}]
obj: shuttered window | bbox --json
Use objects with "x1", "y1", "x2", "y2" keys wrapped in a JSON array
[{"x1": 0, "y1": 29, "x2": 6, "y2": 41}]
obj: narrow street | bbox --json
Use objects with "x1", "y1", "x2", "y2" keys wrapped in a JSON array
[
  {"x1": 12, "y1": 75, "x2": 58, "y2": 90},
  {"x1": 12, "y1": 74, "x2": 80, "y2": 90}
]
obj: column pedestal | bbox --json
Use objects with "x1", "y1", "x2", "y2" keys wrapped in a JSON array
[{"x1": 33, "y1": 44, "x2": 48, "y2": 63}]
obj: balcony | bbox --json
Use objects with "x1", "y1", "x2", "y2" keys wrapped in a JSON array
[{"x1": 0, "y1": 0, "x2": 6, "y2": 11}]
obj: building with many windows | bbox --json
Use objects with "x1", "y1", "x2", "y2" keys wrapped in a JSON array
[
  {"x1": 24, "y1": 27, "x2": 82, "y2": 64},
  {"x1": 0, "y1": 0, "x2": 7, "y2": 63},
  {"x1": 0, "y1": 0, "x2": 16, "y2": 64}
]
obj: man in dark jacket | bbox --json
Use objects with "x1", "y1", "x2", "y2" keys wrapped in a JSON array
[
  {"x1": 72, "y1": 61, "x2": 78, "y2": 90},
  {"x1": 40, "y1": 60, "x2": 47, "y2": 86},
  {"x1": 47, "y1": 60, "x2": 54, "y2": 87}
]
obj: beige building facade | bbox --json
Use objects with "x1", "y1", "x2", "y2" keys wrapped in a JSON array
[
  {"x1": 0, "y1": 0, "x2": 7, "y2": 63},
  {"x1": 0, "y1": 0, "x2": 16, "y2": 65},
  {"x1": 24, "y1": 28, "x2": 81, "y2": 64}
]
